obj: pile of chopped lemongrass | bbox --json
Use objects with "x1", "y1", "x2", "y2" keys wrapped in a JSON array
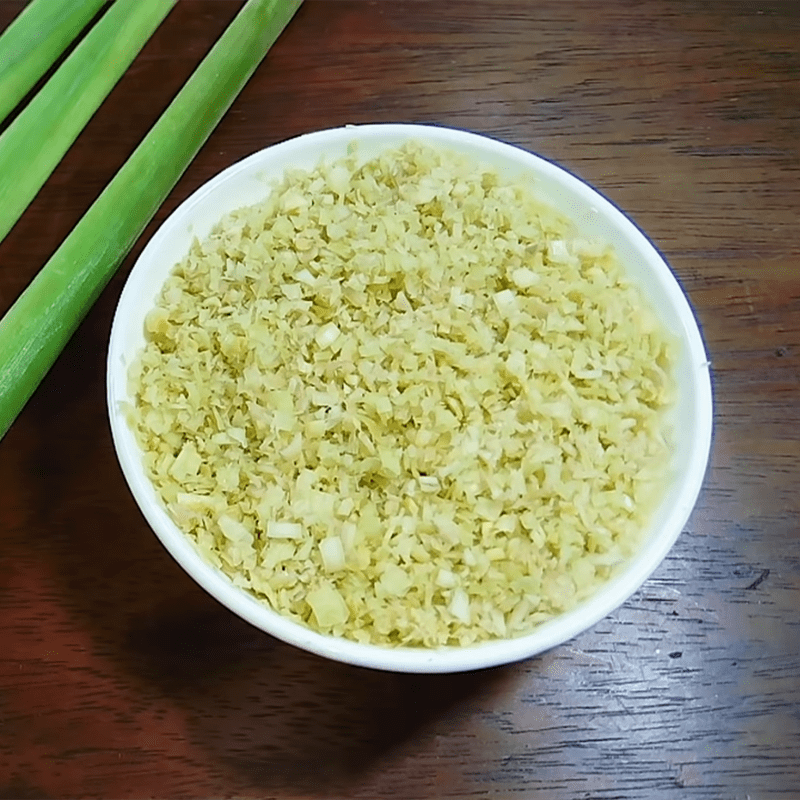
[{"x1": 128, "y1": 141, "x2": 675, "y2": 648}]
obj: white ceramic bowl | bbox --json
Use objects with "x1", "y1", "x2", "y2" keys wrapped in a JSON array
[{"x1": 107, "y1": 124, "x2": 712, "y2": 673}]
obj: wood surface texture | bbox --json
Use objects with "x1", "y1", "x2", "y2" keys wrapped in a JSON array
[{"x1": 0, "y1": 1, "x2": 798, "y2": 797}]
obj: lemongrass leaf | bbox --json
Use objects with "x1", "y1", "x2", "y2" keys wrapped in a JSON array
[
  {"x1": 0, "y1": 0, "x2": 303, "y2": 440},
  {"x1": 0, "y1": 0, "x2": 179, "y2": 245},
  {"x1": 0, "y1": 0, "x2": 109, "y2": 125}
]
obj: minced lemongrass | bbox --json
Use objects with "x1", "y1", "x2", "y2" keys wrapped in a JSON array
[
  {"x1": 267, "y1": 521, "x2": 304, "y2": 540},
  {"x1": 319, "y1": 536, "x2": 347, "y2": 572},
  {"x1": 128, "y1": 141, "x2": 676, "y2": 648}
]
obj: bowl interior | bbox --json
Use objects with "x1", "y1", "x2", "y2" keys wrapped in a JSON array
[{"x1": 107, "y1": 124, "x2": 712, "y2": 673}]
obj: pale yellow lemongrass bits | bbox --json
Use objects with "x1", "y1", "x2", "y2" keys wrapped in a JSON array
[{"x1": 129, "y1": 141, "x2": 674, "y2": 648}]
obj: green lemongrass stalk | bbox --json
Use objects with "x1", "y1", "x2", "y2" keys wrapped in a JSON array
[
  {"x1": 0, "y1": 0, "x2": 178, "y2": 245},
  {"x1": 0, "y1": 0, "x2": 303, "y2": 440},
  {"x1": 0, "y1": 0, "x2": 108, "y2": 125}
]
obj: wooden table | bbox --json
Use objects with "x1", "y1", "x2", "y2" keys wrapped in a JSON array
[{"x1": 1, "y1": 1, "x2": 798, "y2": 797}]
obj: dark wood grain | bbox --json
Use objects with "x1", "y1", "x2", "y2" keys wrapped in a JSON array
[{"x1": 1, "y1": 1, "x2": 798, "y2": 797}]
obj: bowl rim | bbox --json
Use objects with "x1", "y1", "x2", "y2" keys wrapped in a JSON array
[{"x1": 107, "y1": 123, "x2": 713, "y2": 673}]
